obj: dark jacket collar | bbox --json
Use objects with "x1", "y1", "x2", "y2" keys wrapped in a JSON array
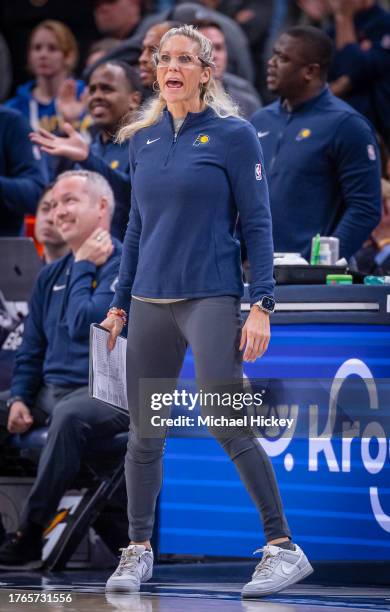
[{"x1": 278, "y1": 86, "x2": 329, "y2": 114}]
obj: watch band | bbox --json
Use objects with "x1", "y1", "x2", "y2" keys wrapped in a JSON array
[
  {"x1": 6, "y1": 396, "x2": 25, "y2": 410},
  {"x1": 253, "y1": 296, "x2": 276, "y2": 314}
]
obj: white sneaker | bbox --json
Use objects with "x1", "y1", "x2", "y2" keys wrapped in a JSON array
[
  {"x1": 105, "y1": 545, "x2": 154, "y2": 593},
  {"x1": 242, "y1": 544, "x2": 313, "y2": 598}
]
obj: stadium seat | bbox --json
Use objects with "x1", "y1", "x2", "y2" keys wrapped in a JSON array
[{"x1": 9, "y1": 428, "x2": 128, "y2": 570}]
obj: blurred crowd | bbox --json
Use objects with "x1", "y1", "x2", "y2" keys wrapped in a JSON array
[{"x1": 0, "y1": 0, "x2": 390, "y2": 270}]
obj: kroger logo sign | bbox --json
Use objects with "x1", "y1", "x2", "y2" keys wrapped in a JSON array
[{"x1": 257, "y1": 359, "x2": 390, "y2": 533}]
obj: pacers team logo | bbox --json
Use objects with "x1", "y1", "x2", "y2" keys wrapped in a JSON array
[
  {"x1": 193, "y1": 134, "x2": 210, "y2": 146},
  {"x1": 296, "y1": 128, "x2": 311, "y2": 141}
]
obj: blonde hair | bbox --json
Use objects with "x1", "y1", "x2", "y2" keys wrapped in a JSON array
[
  {"x1": 29, "y1": 20, "x2": 79, "y2": 74},
  {"x1": 118, "y1": 24, "x2": 240, "y2": 142}
]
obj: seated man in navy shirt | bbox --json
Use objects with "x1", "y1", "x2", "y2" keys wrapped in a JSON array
[
  {"x1": 0, "y1": 169, "x2": 128, "y2": 570},
  {"x1": 30, "y1": 61, "x2": 142, "y2": 241},
  {"x1": 251, "y1": 26, "x2": 382, "y2": 261},
  {"x1": 0, "y1": 106, "x2": 46, "y2": 236}
]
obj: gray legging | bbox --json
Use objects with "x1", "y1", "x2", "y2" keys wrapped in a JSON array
[{"x1": 125, "y1": 296, "x2": 291, "y2": 543}]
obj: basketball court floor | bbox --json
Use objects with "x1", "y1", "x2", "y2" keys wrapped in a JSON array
[{"x1": 0, "y1": 564, "x2": 389, "y2": 612}]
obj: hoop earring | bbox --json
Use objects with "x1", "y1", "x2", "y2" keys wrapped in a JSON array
[{"x1": 152, "y1": 80, "x2": 160, "y2": 92}]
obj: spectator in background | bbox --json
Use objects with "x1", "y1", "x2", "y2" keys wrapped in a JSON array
[
  {"x1": 0, "y1": 170, "x2": 128, "y2": 570},
  {"x1": 189, "y1": 0, "x2": 273, "y2": 45},
  {"x1": 5, "y1": 20, "x2": 86, "y2": 134},
  {"x1": 299, "y1": 0, "x2": 390, "y2": 152},
  {"x1": 30, "y1": 61, "x2": 141, "y2": 241},
  {"x1": 251, "y1": 26, "x2": 381, "y2": 261},
  {"x1": 0, "y1": 0, "x2": 99, "y2": 92},
  {"x1": 0, "y1": 107, "x2": 46, "y2": 237},
  {"x1": 5, "y1": 20, "x2": 88, "y2": 181},
  {"x1": 195, "y1": 20, "x2": 261, "y2": 118},
  {"x1": 85, "y1": 38, "x2": 123, "y2": 68},
  {"x1": 329, "y1": 0, "x2": 390, "y2": 152},
  {"x1": 174, "y1": 2, "x2": 255, "y2": 82},
  {"x1": 34, "y1": 186, "x2": 69, "y2": 264},
  {"x1": 195, "y1": 0, "x2": 274, "y2": 89},
  {"x1": 92, "y1": 0, "x2": 146, "y2": 40}
]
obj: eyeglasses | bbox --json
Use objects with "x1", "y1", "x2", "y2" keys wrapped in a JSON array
[{"x1": 153, "y1": 52, "x2": 211, "y2": 68}]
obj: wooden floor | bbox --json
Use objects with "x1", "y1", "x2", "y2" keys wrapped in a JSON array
[{"x1": 0, "y1": 567, "x2": 389, "y2": 612}]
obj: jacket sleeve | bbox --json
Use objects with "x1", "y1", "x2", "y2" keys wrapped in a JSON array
[
  {"x1": 110, "y1": 140, "x2": 141, "y2": 316},
  {"x1": 65, "y1": 252, "x2": 121, "y2": 341},
  {"x1": 78, "y1": 149, "x2": 130, "y2": 204},
  {"x1": 78, "y1": 150, "x2": 132, "y2": 240},
  {"x1": 10, "y1": 272, "x2": 48, "y2": 406},
  {"x1": 331, "y1": 114, "x2": 382, "y2": 259},
  {"x1": 0, "y1": 112, "x2": 46, "y2": 216},
  {"x1": 225, "y1": 122, "x2": 275, "y2": 304}
]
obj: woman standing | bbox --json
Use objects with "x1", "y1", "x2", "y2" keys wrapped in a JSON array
[{"x1": 101, "y1": 25, "x2": 312, "y2": 598}]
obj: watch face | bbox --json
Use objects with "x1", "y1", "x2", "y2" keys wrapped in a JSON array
[{"x1": 262, "y1": 296, "x2": 275, "y2": 312}]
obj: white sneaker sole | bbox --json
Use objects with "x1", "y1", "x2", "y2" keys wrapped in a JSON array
[
  {"x1": 105, "y1": 579, "x2": 141, "y2": 593},
  {"x1": 105, "y1": 565, "x2": 153, "y2": 593},
  {"x1": 242, "y1": 559, "x2": 314, "y2": 598}
]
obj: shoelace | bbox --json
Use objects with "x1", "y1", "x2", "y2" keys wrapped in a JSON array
[
  {"x1": 115, "y1": 547, "x2": 143, "y2": 574},
  {"x1": 252, "y1": 546, "x2": 282, "y2": 578}
]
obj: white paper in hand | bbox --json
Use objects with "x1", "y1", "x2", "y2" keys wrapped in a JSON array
[{"x1": 89, "y1": 323, "x2": 128, "y2": 412}]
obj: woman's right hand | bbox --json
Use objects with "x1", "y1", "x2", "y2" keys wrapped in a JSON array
[{"x1": 100, "y1": 316, "x2": 125, "y2": 351}]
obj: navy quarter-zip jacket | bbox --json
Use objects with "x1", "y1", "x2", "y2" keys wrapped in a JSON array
[
  {"x1": 11, "y1": 239, "x2": 122, "y2": 406},
  {"x1": 0, "y1": 107, "x2": 46, "y2": 236},
  {"x1": 111, "y1": 106, "x2": 274, "y2": 313},
  {"x1": 251, "y1": 88, "x2": 381, "y2": 260}
]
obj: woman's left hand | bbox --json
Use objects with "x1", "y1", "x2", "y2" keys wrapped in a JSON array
[{"x1": 239, "y1": 306, "x2": 271, "y2": 362}]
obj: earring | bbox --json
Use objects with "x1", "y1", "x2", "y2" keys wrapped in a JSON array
[{"x1": 152, "y1": 80, "x2": 160, "y2": 92}]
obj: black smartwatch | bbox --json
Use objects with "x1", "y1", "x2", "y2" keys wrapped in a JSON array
[{"x1": 253, "y1": 296, "x2": 276, "y2": 314}]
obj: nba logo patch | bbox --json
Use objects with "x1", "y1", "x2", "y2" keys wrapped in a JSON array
[
  {"x1": 367, "y1": 144, "x2": 376, "y2": 161},
  {"x1": 255, "y1": 163, "x2": 262, "y2": 181}
]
